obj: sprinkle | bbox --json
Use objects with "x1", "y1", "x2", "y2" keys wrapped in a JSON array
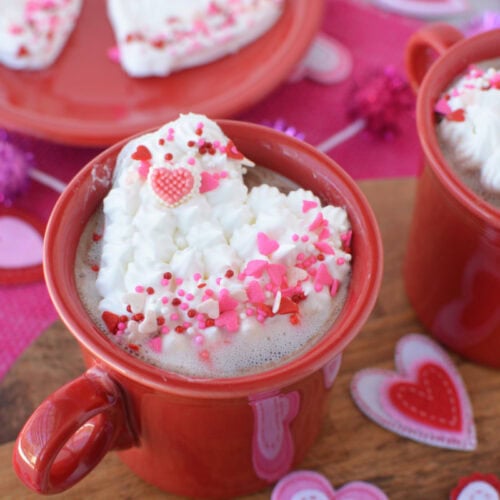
[
  {"x1": 302, "y1": 200, "x2": 318, "y2": 213},
  {"x1": 180, "y1": 303, "x2": 189, "y2": 310},
  {"x1": 161, "y1": 278, "x2": 169, "y2": 286},
  {"x1": 117, "y1": 322, "x2": 126, "y2": 331},
  {"x1": 337, "y1": 257, "x2": 346, "y2": 265},
  {"x1": 149, "y1": 337, "x2": 162, "y2": 353},
  {"x1": 215, "y1": 310, "x2": 239, "y2": 332},
  {"x1": 434, "y1": 97, "x2": 452, "y2": 115},
  {"x1": 219, "y1": 170, "x2": 228, "y2": 178},
  {"x1": 318, "y1": 227, "x2": 331, "y2": 241},
  {"x1": 171, "y1": 298, "x2": 181, "y2": 306},
  {"x1": 163, "y1": 272, "x2": 172, "y2": 280},
  {"x1": 187, "y1": 157, "x2": 196, "y2": 166},
  {"x1": 128, "y1": 343, "x2": 140, "y2": 352},
  {"x1": 92, "y1": 233, "x2": 102, "y2": 242},
  {"x1": 314, "y1": 263, "x2": 333, "y2": 291},
  {"x1": 164, "y1": 153, "x2": 173, "y2": 161},
  {"x1": 175, "y1": 325, "x2": 186, "y2": 333},
  {"x1": 131, "y1": 144, "x2": 152, "y2": 161},
  {"x1": 187, "y1": 309, "x2": 197, "y2": 318},
  {"x1": 193, "y1": 272, "x2": 202, "y2": 281},
  {"x1": 146, "y1": 287, "x2": 155, "y2": 295},
  {"x1": 194, "y1": 334, "x2": 204, "y2": 345},
  {"x1": 157, "y1": 317, "x2": 165, "y2": 326},
  {"x1": 161, "y1": 296, "x2": 168, "y2": 304},
  {"x1": 290, "y1": 314, "x2": 300, "y2": 325},
  {"x1": 330, "y1": 279, "x2": 340, "y2": 297},
  {"x1": 291, "y1": 233, "x2": 299, "y2": 242},
  {"x1": 446, "y1": 109, "x2": 466, "y2": 122},
  {"x1": 314, "y1": 241, "x2": 335, "y2": 255},
  {"x1": 91, "y1": 264, "x2": 99, "y2": 272},
  {"x1": 218, "y1": 289, "x2": 238, "y2": 312},
  {"x1": 267, "y1": 263, "x2": 287, "y2": 286},
  {"x1": 175, "y1": 278, "x2": 183, "y2": 285},
  {"x1": 186, "y1": 293, "x2": 194, "y2": 301},
  {"x1": 243, "y1": 260, "x2": 268, "y2": 278},
  {"x1": 199, "y1": 350, "x2": 210, "y2": 361},
  {"x1": 161, "y1": 326, "x2": 170, "y2": 334},
  {"x1": 225, "y1": 269, "x2": 234, "y2": 279},
  {"x1": 257, "y1": 232, "x2": 279, "y2": 255},
  {"x1": 300, "y1": 234, "x2": 309, "y2": 242},
  {"x1": 170, "y1": 313, "x2": 179, "y2": 321},
  {"x1": 246, "y1": 280, "x2": 266, "y2": 303},
  {"x1": 246, "y1": 308, "x2": 254, "y2": 316},
  {"x1": 135, "y1": 285, "x2": 145, "y2": 293},
  {"x1": 309, "y1": 212, "x2": 325, "y2": 231},
  {"x1": 178, "y1": 289, "x2": 185, "y2": 296}
]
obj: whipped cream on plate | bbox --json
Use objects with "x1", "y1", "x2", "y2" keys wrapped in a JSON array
[
  {"x1": 106, "y1": 0, "x2": 284, "y2": 77},
  {"x1": 76, "y1": 114, "x2": 352, "y2": 377},
  {"x1": 0, "y1": 0, "x2": 82, "y2": 70},
  {"x1": 436, "y1": 62, "x2": 500, "y2": 196}
]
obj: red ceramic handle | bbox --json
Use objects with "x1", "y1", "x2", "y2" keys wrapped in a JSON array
[
  {"x1": 405, "y1": 23, "x2": 464, "y2": 92},
  {"x1": 12, "y1": 367, "x2": 136, "y2": 494}
]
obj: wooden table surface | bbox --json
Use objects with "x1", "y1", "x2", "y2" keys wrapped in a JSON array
[{"x1": 1, "y1": 178, "x2": 499, "y2": 500}]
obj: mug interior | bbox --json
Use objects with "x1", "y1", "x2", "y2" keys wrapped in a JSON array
[
  {"x1": 44, "y1": 120, "x2": 383, "y2": 398},
  {"x1": 417, "y1": 28, "x2": 500, "y2": 224}
]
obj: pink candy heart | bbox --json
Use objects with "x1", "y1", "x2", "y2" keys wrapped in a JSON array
[
  {"x1": 351, "y1": 334, "x2": 476, "y2": 451},
  {"x1": 271, "y1": 470, "x2": 388, "y2": 500},
  {"x1": 150, "y1": 167, "x2": 197, "y2": 207}
]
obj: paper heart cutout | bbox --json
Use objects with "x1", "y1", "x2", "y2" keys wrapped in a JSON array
[
  {"x1": 289, "y1": 33, "x2": 353, "y2": 85},
  {"x1": 0, "y1": 207, "x2": 44, "y2": 285},
  {"x1": 351, "y1": 333, "x2": 476, "y2": 450},
  {"x1": 271, "y1": 470, "x2": 388, "y2": 500},
  {"x1": 371, "y1": 0, "x2": 468, "y2": 18},
  {"x1": 451, "y1": 473, "x2": 500, "y2": 500},
  {"x1": 149, "y1": 167, "x2": 197, "y2": 207}
]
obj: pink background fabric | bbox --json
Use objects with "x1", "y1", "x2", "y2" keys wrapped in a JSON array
[{"x1": 0, "y1": 0, "x2": 423, "y2": 380}]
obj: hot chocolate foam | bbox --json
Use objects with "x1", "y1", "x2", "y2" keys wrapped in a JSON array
[
  {"x1": 436, "y1": 59, "x2": 500, "y2": 207},
  {"x1": 75, "y1": 114, "x2": 352, "y2": 377}
]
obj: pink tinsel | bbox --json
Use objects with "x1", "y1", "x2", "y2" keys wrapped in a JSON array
[
  {"x1": 0, "y1": 131, "x2": 33, "y2": 206},
  {"x1": 348, "y1": 66, "x2": 414, "y2": 140}
]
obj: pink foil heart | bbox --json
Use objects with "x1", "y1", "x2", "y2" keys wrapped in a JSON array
[
  {"x1": 271, "y1": 470, "x2": 388, "y2": 500},
  {"x1": 351, "y1": 334, "x2": 476, "y2": 451},
  {"x1": 371, "y1": 0, "x2": 468, "y2": 18},
  {"x1": 150, "y1": 167, "x2": 197, "y2": 207}
]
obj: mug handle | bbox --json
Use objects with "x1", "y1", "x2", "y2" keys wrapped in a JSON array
[
  {"x1": 405, "y1": 23, "x2": 464, "y2": 92},
  {"x1": 12, "y1": 366, "x2": 136, "y2": 494}
]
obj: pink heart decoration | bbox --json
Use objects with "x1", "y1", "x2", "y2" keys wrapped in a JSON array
[
  {"x1": 271, "y1": 470, "x2": 388, "y2": 500},
  {"x1": 250, "y1": 391, "x2": 300, "y2": 482},
  {"x1": 288, "y1": 33, "x2": 353, "y2": 85},
  {"x1": 451, "y1": 473, "x2": 500, "y2": 500},
  {"x1": 257, "y1": 232, "x2": 279, "y2": 256},
  {"x1": 199, "y1": 171, "x2": 220, "y2": 193},
  {"x1": 351, "y1": 334, "x2": 476, "y2": 451},
  {"x1": 149, "y1": 167, "x2": 197, "y2": 207},
  {"x1": 0, "y1": 208, "x2": 45, "y2": 285},
  {"x1": 371, "y1": 0, "x2": 468, "y2": 19}
]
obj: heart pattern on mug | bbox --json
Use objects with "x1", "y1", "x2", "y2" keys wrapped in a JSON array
[
  {"x1": 371, "y1": 0, "x2": 468, "y2": 18},
  {"x1": 288, "y1": 33, "x2": 353, "y2": 85},
  {"x1": 249, "y1": 391, "x2": 300, "y2": 482},
  {"x1": 271, "y1": 470, "x2": 388, "y2": 500},
  {"x1": 149, "y1": 167, "x2": 198, "y2": 207},
  {"x1": 0, "y1": 207, "x2": 45, "y2": 285},
  {"x1": 351, "y1": 334, "x2": 476, "y2": 450}
]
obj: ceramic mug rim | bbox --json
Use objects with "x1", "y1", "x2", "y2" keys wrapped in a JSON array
[
  {"x1": 43, "y1": 120, "x2": 383, "y2": 399},
  {"x1": 416, "y1": 28, "x2": 500, "y2": 226}
]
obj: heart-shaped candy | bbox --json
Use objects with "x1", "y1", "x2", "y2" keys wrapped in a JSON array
[
  {"x1": 271, "y1": 470, "x2": 388, "y2": 500},
  {"x1": 351, "y1": 334, "x2": 476, "y2": 450},
  {"x1": 0, "y1": 208, "x2": 44, "y2": 285},
  {"x1": 371, "y1": 0, "x2": 468, "y2": 18},
  {"x1": 149, "y1": 167, "x2": 197, "y2": 207}
]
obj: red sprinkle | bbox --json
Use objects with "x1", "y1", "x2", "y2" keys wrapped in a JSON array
[
  {"x1": 164, "y1": 152, "x2": 173, "y2": 161},
  {"x1": 187, "y1": 140, "x2": 196, "y2": 147},
  {"x1": 225, "y1": 269, "x2": 234, "y2": 278},
  {"x1": 128, "y1": 343, "x2": 140, "y2": 352},
  {"x1": 102, "y1": 311, "x2": 119, "y2": 333},
  {"x1": 146, "y1": 287, "x2": 155, "y2": 295},
  {"x1": 175, "y1": 325, "x2": 186, "y2": 333},
  {"x1": 163, "y1": 272, "x2": 172, "y2": 280},
  {"x1": 289, "y1": 314, "x2": 300, "y2": 325},
  {"x1": 157, "y1": 316, "x2": 165, "y2": 326},
  {"x1": 172, "y1": 298, "x2": 181, "y2": 306},
  {"x1": 133, "y1": 313, "x2": 145, "y2": 322},
  {"x1": 91, "y1": 264, "x2": 99, "y2": 272},
  {"x1": 187, "y1": 309, "x2": 197, "y2": 318},
  {"x1": 92, "y1": 233, "x2": 102, "y2": 242},
  {"x1": 446, "y1": 109, "x2": 466, "y2": 122},
  {"x1": 205, "y1": 318, "x2": 215, "y2": 327},
  {"x1": 126, "y1": 305, "x2": 132, "y2": 313}
]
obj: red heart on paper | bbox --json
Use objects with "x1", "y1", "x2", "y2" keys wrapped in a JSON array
[
  {"x1": 389, "y1": 363, "x2": 462, "y2": 431},
  {"x1": 351, "y1": 334, "x2": 476, "y2": 450},
  {"x1": 150, "y1": 167, "x2": 197, "y2": 207}
]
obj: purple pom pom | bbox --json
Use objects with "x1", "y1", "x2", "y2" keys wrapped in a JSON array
[
  {"x1": 0, "y1": 131, "x2": 33, "y2": 206},
  {"x1": 348, "y1": 66, "x2": 415, "y2": 140},
  {"x1": 262, "y1": 118, "x2": 306, "y2": 141}
]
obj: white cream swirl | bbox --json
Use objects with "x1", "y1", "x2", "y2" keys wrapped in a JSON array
[
  {"x1": 91, "y1": 113, "x2": 352, "y2": 377},
  {"x1": 437, "y1": 65, "x2": 500, "y2": 193}
]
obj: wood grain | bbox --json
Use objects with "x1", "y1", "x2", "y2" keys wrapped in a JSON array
[{"x1": 2, "y1": 178, "x2": 499, "y2": 499}]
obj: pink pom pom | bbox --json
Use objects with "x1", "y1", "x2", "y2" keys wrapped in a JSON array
[
  {"x1": 0, "y1": 132, "x2": 33, "y2": 206},
  {"x1": 348, "y1": 66, "x2": 414, "y2": 140}
]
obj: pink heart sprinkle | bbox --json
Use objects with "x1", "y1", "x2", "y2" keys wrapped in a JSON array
[
  {"x1": 314, "y1": 241, "x2": 335, "y2": 255},
  {"x1": 257, "y1": 232, "x2": 279, "y2": 255},
  {"x1": 199, "y1": 171, "x2": 220, "y2": 193},
  {"x1": 150, "y1": 167, "x2": 196, "y2": 207},
  {"x1": 314, "y1": 263, "x2": 333, "y2": 291},
  {"x1": 215, "y1": 310, "x2": 239, "y2": 333},
  {"x1": 246, "y1": 280, "x2": 266, "y2": 303},
  {"x1": 244, "y1": 260, "x2": 268, "y2": 278},
  {"x1": 218, "y1": 289, "x2": 238, "y2": 312},
  {"x1": 302, "y1": 200, "x2": 318, "y2": 213},
  {"x1": 267, "y1": 263, "x2": 287, "y2": 286}
]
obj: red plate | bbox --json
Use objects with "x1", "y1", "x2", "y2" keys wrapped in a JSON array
[{"x1": 0, "y1": 0, "x2": 323, "y2": 147}]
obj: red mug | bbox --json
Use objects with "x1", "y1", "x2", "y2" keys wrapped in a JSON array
[
  {"x1": 13, "y1": 121, "x2": 383, "y2": 498},
  {"x1": 404, "y1": 26, "x2": 500, "y2": 367}
]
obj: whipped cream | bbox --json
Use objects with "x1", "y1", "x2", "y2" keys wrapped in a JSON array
[
  {"x1": 106, "y1": 0, "x2": 283, "y2": 77},
  {"x1": 76, "y1": 114, "x2": 352, "y2": 377},
  {"x1": 0, "y1": 0, "x2": 82, "y2": 70},
  {"x1": 436, "y1": 62, "x2": 500, "y2": 194}
]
